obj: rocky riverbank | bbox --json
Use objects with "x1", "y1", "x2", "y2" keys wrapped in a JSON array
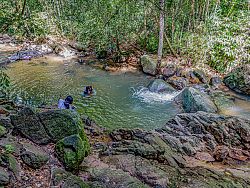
[{"x1": 0, "y1": 97, "x2": 249, "y2": 188}]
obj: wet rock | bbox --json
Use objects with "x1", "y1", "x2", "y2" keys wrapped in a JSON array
[
  {"x1": 10, "y1": 107, "x2": 51, "y2": 144},
  {"x1": 174, "y1": 87, "x2": 217, "y2": 113},
  {"x1": 38, "y1": 110, "x2": 86, "y2": 142},
  {"x1": 55, "y1": 134, "x2": 90, "y2": 171},
  {"x1": 223, "y1": 64, "x2": 250, "y2": 95},
  {"x1": 167, "y1": 76, "x2": 188, "y2": 90},
  {"x1": 210, "y1": 91, "x2": 235, "y2": 111},
  {"x1": 147, "y1": 79, "x2": 176, "y2": 93},
  {"x1": 140, "y1": 55, "x2": 157, "y2": 75},
  {"x1": 0, "y1": 167, "x2": 10, "y2": 186},
  {"x1": 162, "y1": 64, "x2": 176, "y2": 78},
  {"x1": 89, "y1": 167, "x2": 150, "y2": 188},
  {"x1": 20, "y1": 143, "x2": 49, "y2": 169},
  {"x1": 193, "y1": 69, "x2": 208, "y2": 83}
]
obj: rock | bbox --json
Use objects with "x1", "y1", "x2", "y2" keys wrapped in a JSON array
[
  {"x1": 140, "y1": 55, "x2": 157, "y2": 75},
  {"x1": 180, "y1": 70, "x2": 200, "y2": 84},
  {"x1": 0, "y1": 125, "x2": 7, "y2": 137},
  {"x1": 103, "y1": 154, "x2": 169, "y2": 187},
  {"x1": 193, "y1": 69, "x2": 208, "y2": 83},
  {"x1": 194, "y1": 152, "x2": 215, "y2": 162},
  {"x1": 147, "y1": 79, "x2": 176, "y2": 93},
  {"x1": 167, "y1": 76, "x2": 188, "y2": 90},
  {"x1": 55, "y1": 134, "x2": 90, "y2": 171},
  {"x1": 174, "y1": 87, "x2": 217, "y2": 113},
  {"x1": 38, "y1": 110, "x2": 86, "y2": 142},
  {"x1": 89, "y1": 167, "x2": 150, "y2": 188},
  {"x1": 51, "y1": 168, "x2": 89, "y2": 188},
  {"x1": 210, "y1": 91, "x2": 235, "y2": 111},
  {"x1": 20, "y1": 143, "x2": 49, "y2": 169},
  {"x1": 210, "y1": 76, "x2": 222, "y2": 87},
  {"x1": 162, "y1": 64, "x2": 176, "y2": 78},
  {"x1": 0, "y1": 167, "x2": 9, "y2": 186},
  {"x1": 158, "y1": 111, "x2": 250, "y2": 163},
  {"x1": 10, "y1": 107, "x2": 51, "y2": 144},
  {"x1": 223, "y1": 64, "x2": 250, "y2": 95}
]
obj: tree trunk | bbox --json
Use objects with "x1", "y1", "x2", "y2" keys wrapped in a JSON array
[{"x1": 156, "y1": 0, "x2": 165, "y2": 75}]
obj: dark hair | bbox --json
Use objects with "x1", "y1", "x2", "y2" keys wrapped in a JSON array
[{"x1": 64, "y1": 96, "x2": 73, "y2": 109}]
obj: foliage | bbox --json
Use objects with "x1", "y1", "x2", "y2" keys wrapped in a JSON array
[
  {"x1": 0, "y1": 0, "x2": 249, "y2": 72},
  {"x1": 4, "y1": 144, "x2": 15, "y2": 154}
]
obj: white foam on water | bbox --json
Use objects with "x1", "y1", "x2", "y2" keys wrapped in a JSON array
[{"x1": 132, "y1": 86, "x2": 180, "y2": 103}]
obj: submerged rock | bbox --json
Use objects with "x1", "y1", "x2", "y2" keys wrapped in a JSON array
[
  {"x1": 140, "y1": 55, "x2": 157, "y2": 75},
  {"x1": 55, "y1": 134, "x2": 90, "y2": 171},
  {"x1": 223, "y1": 64, "x2": 250, "y2": 95},
  {"x1": 175, "y1": 87, "x2": 217, "y2": 113},
  {"x1": 147, "y1": 79, "x2": 176, "y2": 93}
]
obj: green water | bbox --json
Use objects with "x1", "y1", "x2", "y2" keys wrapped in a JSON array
[{"x1": 6, "y1": 56, "x2": 181, "y2": 130}]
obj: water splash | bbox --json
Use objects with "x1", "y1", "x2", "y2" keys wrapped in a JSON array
[{"x1": 132, "y1": 86, "x2": 179, "y2": 103}]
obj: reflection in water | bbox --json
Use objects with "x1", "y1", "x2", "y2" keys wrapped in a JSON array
[{"x1": 6, "y1": 56, "x2": 181, "y2": 130}]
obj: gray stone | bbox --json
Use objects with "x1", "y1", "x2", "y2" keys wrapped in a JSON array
[
  {"x1": 148, "y1": 79, "x2": 176, "y2": 93},
  {"x1": 0, "y1": 167, "x2": 9, "y2": 186},
  {"x1": 175, "y1": 87, "x2": 217, "y2": 113}
]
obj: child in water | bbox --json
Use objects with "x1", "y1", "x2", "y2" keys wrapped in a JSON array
[
  {"x1": 83, "y1": 86, "x2": 95, "y2": 97},
  {"x1": 58, "y1": 95, "x2": 75, "y2": 110}
]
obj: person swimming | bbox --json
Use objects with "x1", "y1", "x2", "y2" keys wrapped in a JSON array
[
  {"x1": 82, "y1": 86, "x2": 95, "y2": 97},
  {"x1": 58, "y1": 95, "x2": 75, "y2": 110}
]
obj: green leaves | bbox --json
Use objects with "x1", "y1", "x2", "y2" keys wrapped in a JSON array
[{"x1": 0, "y1": 70, "x2": 10, "y2": 98}]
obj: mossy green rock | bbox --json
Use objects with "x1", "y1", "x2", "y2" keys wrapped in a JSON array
[
  {"x1": 51, "y1": 168, "x2": 89, "y2": 188},
  {"x1": 140, "y1": 55, "x2": 157, "y2": 76},
  {"x1": 20, "y1": 143, "x2": 49, "y2": 169},
  {"x1": 0, "y1": 126, "x2": 7, "y2": 137},
  {"x1": 223, "y1": 64, "x2": 250, "y2": 95},
  {"x1": 38, "y1": 110, "x2": 85, "y2": 142},
  {"x1": 10, "y1": 107, "x2": 51, "y2": 144},
  {"x1": 175, "y1": 87, "x2": 217, "y2": 113},
  {"x1": 55, "y1": 134, "x2": 89, "y2": 171}
]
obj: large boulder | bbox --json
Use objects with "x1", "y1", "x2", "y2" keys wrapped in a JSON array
[
  {"x1": 167, "y1": 76, "x2": 188, "y2": 90},
  {"x1": 10, "y1": 108, "x2": 51, "y2": 144},
  {"x1": 223, "y1": 64, "x2": 250, "y2": 95},
  {"x1": 20, "y1": 143, "x2": 49, "y2": 169},
  {"x1": 210, "y1": 91, "x2": 235, "y2": 111},
  {"x1": 55, "y1": 134, "x2": 90, "y2": 171},
  {"x1": 140, "y1": 55, "x2": 157, "y2": 75},
  {"x1": 147, "y1": 79, "x2": 176, "y2": 93},
  {"x1": 157, "y1": 111, "x2": 250, "y2": 162},
  {"x1": 162, "y1": 64, "x2": 176, "y2": 78},
  {"x1": 38, "y1": 110, "x2": 86, "y2": 142},
  {"x1": 175, "y1": 87, "x2": 217, "y2": 113}
]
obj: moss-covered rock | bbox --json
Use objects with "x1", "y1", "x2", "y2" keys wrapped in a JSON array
[
  {"x1": 10, "y1": 107, "x2": 51, "y2": 144},
  {"x1": 38, "y1": 110, "x2": 85, "y2": 143},
  {"x1": 51, "y1": 168, "x2": 89, "y2": 188},
  {"x1": 20, "y1": 143, "x2": 49, "y2": 169},
  {"x1": 55, "y1": 134, "x2": 90, "y2": 171},
  {"x1": 140, "y1": 55, "x2": 157, "y2": 76},
  {"x1": 223, "y1": 64, "x2": 250, "y2": 95},
  {"x1": 0, "y1": 125, "x2": 7, "y2": 137}
]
